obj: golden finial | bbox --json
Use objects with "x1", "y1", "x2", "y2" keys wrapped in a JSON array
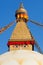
[{"x1": 15, "y1": 3, "x2": 28, "y2": 22}]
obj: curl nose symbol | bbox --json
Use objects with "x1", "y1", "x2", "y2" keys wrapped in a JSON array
[{"x1": 19, "y1": 46, "x2": 22, "y2": 50}]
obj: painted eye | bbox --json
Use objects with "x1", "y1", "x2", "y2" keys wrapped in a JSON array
[
  {"x1": 23, "y1": 44, "x2": 27, "y2": 47},
  {"x1": 15, "y1": 45, "x2": 19, "y2": 48}
]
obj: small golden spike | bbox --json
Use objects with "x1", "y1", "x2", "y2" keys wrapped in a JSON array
[{"x1": 19, "y1": 2, "x2": 24, "y2": 8}]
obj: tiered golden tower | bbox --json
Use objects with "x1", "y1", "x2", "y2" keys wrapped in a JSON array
[{"x1": 7, "y1": 3, "x2": 35, "y2": 51}]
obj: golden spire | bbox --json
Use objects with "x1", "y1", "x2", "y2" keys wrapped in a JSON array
[{"x1": 15, "y1": 3, "x2": 28, "y2": 22}]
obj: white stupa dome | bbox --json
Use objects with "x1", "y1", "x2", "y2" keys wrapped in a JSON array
[{"x1": 0, "y1": 50, "x2": 43, "y2": 65}]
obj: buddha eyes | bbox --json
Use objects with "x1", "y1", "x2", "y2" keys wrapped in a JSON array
[{"x1": 14, "y1": 44, "x2": 27, "y2": 48}]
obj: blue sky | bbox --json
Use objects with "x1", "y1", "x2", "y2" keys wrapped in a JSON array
[{"x1": 0, "y1": 0, "x2": 43, "y2": 54}]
